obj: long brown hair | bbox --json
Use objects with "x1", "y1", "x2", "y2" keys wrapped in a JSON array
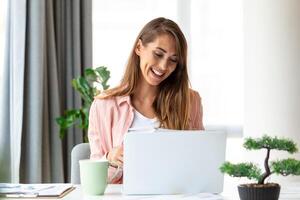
[{"x1": 98, "y1": 17, "x2": 191, "y2": 129}]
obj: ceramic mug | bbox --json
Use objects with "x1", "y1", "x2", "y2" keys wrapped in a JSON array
[{"x1": 79, "y1": 159, "x2": 109, "y2": 195}]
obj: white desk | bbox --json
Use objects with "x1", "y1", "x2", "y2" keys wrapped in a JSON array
[
  {"x1": 62, "y1": 184, "x2": 234, "y2": 200},
  {"x1": 62, "y1": 184, "x2": 300, "y2": 200},
  {"x1": 2, "y1": 184, "x2": 300, "y2": 199}
]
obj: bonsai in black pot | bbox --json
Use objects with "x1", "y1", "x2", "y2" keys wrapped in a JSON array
[{"x1": 220, "y1": 135, "x2": 300, "y2": 200}]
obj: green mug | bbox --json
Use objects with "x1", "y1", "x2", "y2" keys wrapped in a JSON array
[{"x1": 79, "y1": 159, "x2": 109, "y2": 195}]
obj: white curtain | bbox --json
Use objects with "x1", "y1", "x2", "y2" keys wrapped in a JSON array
[{"x1": 0, "y1": 0, "x2": 26, "y2": 183}]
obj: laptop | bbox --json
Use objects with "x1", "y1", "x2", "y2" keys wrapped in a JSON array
[{"x1": 123, "y1": 129, "x2": 227, "y2": 195}]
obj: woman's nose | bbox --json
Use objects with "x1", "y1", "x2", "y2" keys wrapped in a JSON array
[{"x1": 158, "y1": 59, "x2": 168, "y2": 70}]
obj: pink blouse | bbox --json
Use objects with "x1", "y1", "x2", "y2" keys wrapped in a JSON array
[{"x1": 88, "y1": 89, "x2": 204, "y2": 184}]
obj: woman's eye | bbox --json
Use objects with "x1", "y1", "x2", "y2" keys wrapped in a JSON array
[
  {"x1": 154, "y1": 52, "x2": 163, "y2": 58},
  {"x1": 170, "y1": 59, "x2": 178, "y2": 63}
]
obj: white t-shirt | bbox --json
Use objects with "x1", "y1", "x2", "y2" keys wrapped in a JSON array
[{"x1": 128, "y1": 109, "x2": 160, "y2": 131}]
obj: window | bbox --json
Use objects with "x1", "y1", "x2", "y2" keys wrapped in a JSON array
[
  {"x1": 92, "y1": 0, "x2": 243, "y2": 129},
  {"x1": 190, "y1": 0, "x2": 243, "y2": 127}
]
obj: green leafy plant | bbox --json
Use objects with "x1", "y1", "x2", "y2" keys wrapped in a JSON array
[
  {"x1": 56, "y1": 66, "x2": 110, "y2": 142},
  {"x1": 220, "y1": 135, "x2": 300, "y2": 184}
]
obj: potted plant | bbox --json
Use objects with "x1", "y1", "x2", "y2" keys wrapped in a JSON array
[
  {"x1": 220, "y1": 135, "x2": 300, "y2": 200},
  {"x1": 56, "y1": 66, "x2": 110, "y2": 142}
]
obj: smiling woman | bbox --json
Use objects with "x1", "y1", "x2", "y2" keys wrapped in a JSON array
[
  {"x1": 88, "y1": 17, "x2": 204, "y2": 184},
  {"x1": 91, "y1": 0, "x2": 244, "y2": 187}
]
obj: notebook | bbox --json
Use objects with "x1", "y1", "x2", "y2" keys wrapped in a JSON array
[{"x1": 0, "y1": 183, "x2": 75, "y2": 198}]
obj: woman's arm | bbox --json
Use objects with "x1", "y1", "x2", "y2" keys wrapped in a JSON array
[
  {"x1": 88, "y1": 100, "x2": 106, "y2": 159},
  {"x1": 87, "y1": 98, "x2": 124, "y2": 183}
]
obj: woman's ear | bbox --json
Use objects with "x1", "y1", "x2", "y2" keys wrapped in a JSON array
[{"x1": 135, "y1": 39, "x2": 143, "y2": 56}]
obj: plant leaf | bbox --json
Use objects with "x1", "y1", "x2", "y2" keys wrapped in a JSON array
[
  {"x1": 243, "y1": 135, "x2": 298, "y2": 153},
  {"x1": 271, "y1": 158, "x2": 300, "y2": 176},
  {"x1": 95, "y1": 66, "x2": 110, "y2": 90},
  {"x1": 220, "y1": 162, "x2": 262, "y2": 181},
  {"x1": 84, "y1": 68, "x2": 98, "y2": 82},
  {"x1": 56, "y1": 109, "x2": 81, "y2": 139},
  {"x1": 72, "y1": 78, "x2": 93, "y2": 104}
]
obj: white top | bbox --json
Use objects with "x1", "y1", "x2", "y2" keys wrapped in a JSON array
[{"x1": 128, "y1": 109, "x2": 160, "y2": 131}]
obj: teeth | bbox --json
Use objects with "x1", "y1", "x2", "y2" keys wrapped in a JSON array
[{"x1": 152, "y1": 68, "x2": 164, "y2": 76}]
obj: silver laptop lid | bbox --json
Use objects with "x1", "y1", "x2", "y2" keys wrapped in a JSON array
[{"x1": 123, "y1": 130, "x2": 227, "y2": 195}]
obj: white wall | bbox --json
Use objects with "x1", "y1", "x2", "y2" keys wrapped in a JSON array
[{"x1": 244, "y1": 0, "x2": 300, "y2": 182}]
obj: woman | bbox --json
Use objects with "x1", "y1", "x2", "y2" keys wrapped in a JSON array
[{"x1": 88, "y1": 17, "x2": 204, "y2": 184}]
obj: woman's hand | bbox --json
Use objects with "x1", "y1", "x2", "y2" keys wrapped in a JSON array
[{"x1": 107, "y1": 146, "x2": 123, "y2": 168}]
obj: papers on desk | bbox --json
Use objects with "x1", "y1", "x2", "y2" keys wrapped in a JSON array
[{"x1": 0, "y1": 183, "x2": 75, "y2": 198}]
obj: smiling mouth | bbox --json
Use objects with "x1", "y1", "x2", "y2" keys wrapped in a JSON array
[{"x1": 151, "y1": 67, "x2": 165, "y2": 77}]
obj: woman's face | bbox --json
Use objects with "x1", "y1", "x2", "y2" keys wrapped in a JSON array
[{"x1": 135, "y1": 34, "x2": 178, "y2": 86}]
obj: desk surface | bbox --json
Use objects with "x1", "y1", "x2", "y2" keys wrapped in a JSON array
[
  {"x1": 2, "y1": 184, "x2": 300, "y2": 200},
  {"x1": 63, "y1": 184, "x2": 235, "y2": 200},
  {"x1": 61, "y1": 184, "x2": 300, "y2": 200}
]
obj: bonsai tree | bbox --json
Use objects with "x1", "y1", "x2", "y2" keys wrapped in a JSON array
[
  {"x1": 220, "y1": 135, "x2": 300, "y2": 200},
  {"x1": 56, "y1": 66, "x2": 110, "y2": 142}
]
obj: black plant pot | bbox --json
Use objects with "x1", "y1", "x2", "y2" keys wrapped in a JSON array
[{"x1": 238, "y1": 183, "x2": 280, "y2": 200}]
